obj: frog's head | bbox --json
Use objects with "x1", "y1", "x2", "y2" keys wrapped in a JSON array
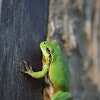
[{"x1": 40, "y1": 40, "x2": 60, "y2": 64}]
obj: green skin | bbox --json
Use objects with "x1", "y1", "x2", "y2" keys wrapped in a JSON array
[{"x1": 20, "y1": 41, "x2": 72, "y2": 100}]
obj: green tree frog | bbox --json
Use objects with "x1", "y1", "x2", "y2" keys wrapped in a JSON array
[{"x1": 20, "y1": 41, "x2": 72, "y2": 100}]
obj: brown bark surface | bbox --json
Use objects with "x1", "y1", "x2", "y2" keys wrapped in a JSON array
[{"x1": 47, "y1": 0, "x2": 100, "y2": 100}]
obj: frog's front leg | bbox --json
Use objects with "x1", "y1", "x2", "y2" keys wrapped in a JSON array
[
  {"x1": 51, "y1": 91, "x2": 72, "y2": 100},
  {"x1": 20, "y1": 60, "x2": 48, "y2": 78}
]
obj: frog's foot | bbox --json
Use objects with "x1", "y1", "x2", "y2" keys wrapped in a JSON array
[
  {"x1": 51, "y1": 91, "x2": 72, "y2": 100},
  {"x1": 20, "y1": 60, "x2": 32, "y2": 74}
]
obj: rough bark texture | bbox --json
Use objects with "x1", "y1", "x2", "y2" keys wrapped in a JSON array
[
  {"x1": 0, "y1": 0, "x2": 48, "y2": 100},
  {"x1": 47, "y1": 0, "x2": 100, "y2": 100}
]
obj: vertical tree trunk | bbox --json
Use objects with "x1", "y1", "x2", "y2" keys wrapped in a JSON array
[{"x1": 0, "y1": 0, "x2": 49, "y2": 100}]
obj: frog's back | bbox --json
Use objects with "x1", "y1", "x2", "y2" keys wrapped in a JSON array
[{"x1": 49, "y1": 55, "x2": 70, "y2": 91}]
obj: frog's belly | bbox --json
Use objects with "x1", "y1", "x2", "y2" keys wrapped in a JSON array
[{"x1": 49, "y1": 70, "x2": 69, "y2": 91}]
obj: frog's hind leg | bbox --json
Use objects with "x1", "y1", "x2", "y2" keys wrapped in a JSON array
[{"x1": 51, "y1": 91, "x2": 72, "y2": 100}]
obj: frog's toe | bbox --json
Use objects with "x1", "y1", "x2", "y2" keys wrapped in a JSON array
[
  {"x1": 23, "y1": 60, "x2": 29, "y2": 71},
  {"x1": 29, "y1": 65, "x2": 32, "y2": 71},
  {"x1": 20, "y1": 69, "x2": 24, "y2": 73},
  {"x1": 20, "y1": 69, "x2": 29, "y2": 74}
]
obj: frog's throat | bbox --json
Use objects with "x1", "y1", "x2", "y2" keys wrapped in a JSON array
[{"x1": 42, "y1": 53, "x2": 52, "y2": 66}]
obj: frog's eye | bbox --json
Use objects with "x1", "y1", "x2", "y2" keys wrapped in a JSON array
[{"x1": 46, "y1": 47, "x2": 50, "y2": 53}]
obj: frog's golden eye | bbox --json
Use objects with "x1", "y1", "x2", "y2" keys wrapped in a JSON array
[{"x1": 46, "y1": 47, "x2": 50, "y2": 53}]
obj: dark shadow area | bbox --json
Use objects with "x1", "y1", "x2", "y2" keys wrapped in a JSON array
[{"x1": 0, "y1": 0, "x2": 49, "y2": 100}]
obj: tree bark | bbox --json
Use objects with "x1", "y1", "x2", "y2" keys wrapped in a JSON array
[
  {"x1": 47, "y1": 0, "x2": 100, "y2": 100},
  {"x1": 0, "y1": 0, "x2": 49, "y2": 100}
]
